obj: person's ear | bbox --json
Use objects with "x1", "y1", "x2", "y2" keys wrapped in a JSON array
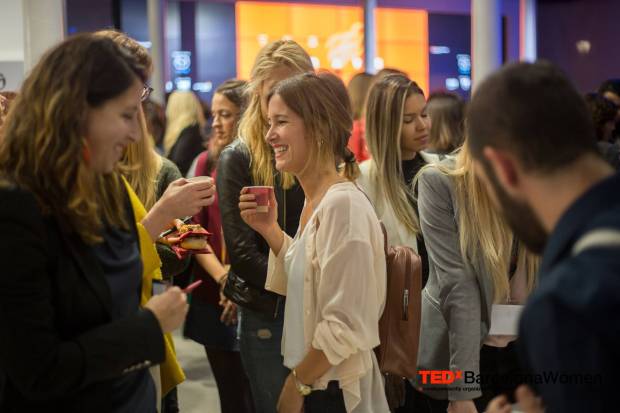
[{"x1": 482, "y1": 146, "x2": 523, "y2": 198}]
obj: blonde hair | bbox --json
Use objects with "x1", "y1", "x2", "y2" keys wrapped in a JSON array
[
  {"x1": 163, "y1": 91, "x2": 206, "y2": 155},
  {"x1": 435, "y1": 145, "x2": 538, "y2": 302},
  {"x1": 96, "y1": 29, "x2": 161, "y2": 210},
  {"x1": 0, "y1": 34, "x2": 146, "y2": 244},
  {"x1": 270, "y1": 72, "x2": 359, "y2": 181},
  {"x1": 365, "y1": 74, "x2": 424, "y2": 236},
  {"x1": 238, "y1": 40, "x2": 313, "y2": 189}
]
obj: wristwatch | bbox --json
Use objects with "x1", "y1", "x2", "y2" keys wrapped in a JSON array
[{"x1": 292, "y1": 369, "x2": 312, "y2": 396}]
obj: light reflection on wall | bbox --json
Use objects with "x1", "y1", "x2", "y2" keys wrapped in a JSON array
[{"x1": 236, "y1": 2, "x2": 363, "y2": 84}]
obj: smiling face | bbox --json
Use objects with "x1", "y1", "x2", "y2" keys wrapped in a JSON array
[
  {"x1": 211, "y1": 92, "x2": 240, "y2": 148},
  {"x1": 400, "y1": 93, "x2": 430, "y2": 160},
  {"x1": 265, "y1": 93, "x2": 309, "y2": 174},
  {"x1": 84, "y1": 79, "x2": 142, "y2": 173}
]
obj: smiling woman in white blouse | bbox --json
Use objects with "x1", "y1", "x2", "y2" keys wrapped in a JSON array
[{"x1": 238, "y1": 72, "x2": 389, "y2": 413}]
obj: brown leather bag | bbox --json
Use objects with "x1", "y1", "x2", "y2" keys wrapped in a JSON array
[{"x1": 375, "y1": 223, "x2": 422, "y2": 379}]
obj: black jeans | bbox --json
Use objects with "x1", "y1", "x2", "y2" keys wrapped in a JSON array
[
  {"x1": 475, "y1": 341, "x2": 523, "y2": 411},
  {"x1": 395, "y1": 381, "x2": 448, "y2": 413},
  {"x1": 304, "y1": 381, "x2": 347, "y2": 413}
]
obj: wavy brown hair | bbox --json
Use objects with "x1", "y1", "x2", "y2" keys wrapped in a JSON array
[
  {"x1": 0, "y1": 34, "x2": 147, "y2": 244},
  {"x1": 269, "y1": 72, "x2": 358, "y2": 181}
]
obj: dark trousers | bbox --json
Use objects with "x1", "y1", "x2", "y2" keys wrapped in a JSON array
[
  {"x1": 395, "y1": 381, "x2": 448, "y2": 413},
  {"x1": 475, "y1": 341, "x2": 523, "y2": 411},
  {"x1": 304, "y1": 381, "x2": 347, "y2": 413},
  {"x1": 238, "y1": 307, "x2": 289, "y2": 413},
  {"x1": 205, "y1": 348, "x2": 255, "y2": 413}
]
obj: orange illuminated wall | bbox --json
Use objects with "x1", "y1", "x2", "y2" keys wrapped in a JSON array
[
  {"x1": 236, "y1": 2, "x2": 428, "y2": 94},
  {"x1": 375, "y1": 8, "x2": 429, "y2": 96},
  {"x1": 236, "y1": 2, "x2": 363, "y2": 84}
]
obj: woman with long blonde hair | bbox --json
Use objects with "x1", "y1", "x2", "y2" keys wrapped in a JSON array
[
  {"x1": 216, "y1": 39, "x2": 312, "y2": 413},
  {"x1": 415, "y1": 144, "x2": 539, "y2": 413},
  {"x1": 164, "y1": 90, "x2": 206, "y2": 176}
]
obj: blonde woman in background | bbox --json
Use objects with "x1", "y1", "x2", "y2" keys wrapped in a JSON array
[
  {"x1": 164, "y1": 90, "x2": 207, "y2": 176},
  {"x1": 357, "y1": 73, "x2": 433, "y2": 412},
  {"x1": 415, "y1": 145, "x2": 539, "y2": 413},
  {"x1": 216, "y1": 40, "x2": 312, "y2": 413}
]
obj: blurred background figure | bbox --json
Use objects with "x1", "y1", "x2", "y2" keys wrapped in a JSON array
[
  {"x1": 143, "y1": 98, "x2": 166, "y2": 150},
  {"x1": 425, "y1": 91, "x2": 465, "y2": 155},
  {"x1": 184, "y1": 78, "x2": 255, "y2": 413},
  {"x1": 584, "y1": 92, "x2": 620, "y2": 169},
  {"x1": 346, "y1": 72, "x2": 373, "y2": 162},
  {"x1": 598, "y1": 78, "x2": 620, "y2": 143},
  {"x1": 164, "y1": 90, "x2": 207, "y2": 176},
  {"x1": 0, "y1": 91, "x2": 17, "y2": 136}
]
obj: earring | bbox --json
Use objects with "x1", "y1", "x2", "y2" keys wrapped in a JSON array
[{"x1": 82, "y1": 142, "x2": 91, "y2": 164}]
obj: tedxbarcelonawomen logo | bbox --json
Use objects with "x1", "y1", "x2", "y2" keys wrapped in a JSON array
[{"x1": 417, "y1": 370, "x2": 603, "y2": 391}]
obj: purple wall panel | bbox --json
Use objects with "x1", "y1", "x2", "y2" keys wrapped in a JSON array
[{"x1": 538, "y1": 0, "x2": 620, "y2": 93}]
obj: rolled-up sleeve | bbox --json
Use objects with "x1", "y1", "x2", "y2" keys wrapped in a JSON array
[
  {"x1": 265, "y1": 233, "x2": 293, "y2": 296},
  {"x1": 312, "y1": 239, "x2": 382, "y2": 366},
  {"x1": 418, "y1": 167, "x2": 482, "y2": 400}
]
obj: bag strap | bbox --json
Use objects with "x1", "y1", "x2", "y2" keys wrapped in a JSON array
[
  {"x1": 354, "y1": 183, "x2": 389, "y2": 255},
  {"x1": 572, "y1": 228, "x2": 620, "y2": 256}
]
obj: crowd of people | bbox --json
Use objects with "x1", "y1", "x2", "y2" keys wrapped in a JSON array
[{"x1": 0, "y1": 29, "x2": 618, "y2": 413}]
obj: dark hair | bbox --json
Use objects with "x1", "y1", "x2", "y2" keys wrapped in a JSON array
[
  {"x1": 584, "y1": 92, "x2": 618, "y2": 141},
  {"x1": 467, "y1": 61, "x2": 597, "y2": 172},
  {"x1": 268, "y1": 71, "x2": 359, "y2": 180},
  {"x1": 427, "y1": 91, "x2": 465, "y2": 153},
  {"x1": 215, "y1": 79, "x2": 248, "y2": 113},
  {"x1": 598, "y1": 79, "x2": 620, "y2": 97},
  {"x1": 0, "y1": 34, "x2": 147, "y2": 244}
]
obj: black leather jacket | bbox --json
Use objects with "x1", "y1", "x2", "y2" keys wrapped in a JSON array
[{"x1": 217, "y1": 139, "x2": 304, "y2": 316}]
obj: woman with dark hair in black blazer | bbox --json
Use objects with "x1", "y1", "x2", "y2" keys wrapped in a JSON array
[{"x1": 0, "y1": 35, "x2": 194, "y2": 412}]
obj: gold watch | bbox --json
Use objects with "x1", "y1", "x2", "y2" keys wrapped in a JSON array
[{"x1": 292, "y1": 369, "x2": 312, "y2": 396}]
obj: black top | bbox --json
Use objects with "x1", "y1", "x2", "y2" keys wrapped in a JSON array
[
  {"x1": 0, "y1": 185, "x2": 165, "y2": 413},
  {"x1": 92, "y1": 217, "x2": 155, "y2": 413},
  {"x1": 519, "y1": 172, "x2": 620, "y2": 413},
  {"x1": 168, "y1": 124, "x2": 205, "y2": 177},
  {"x1": 402, "y1": 155, "x2": 430, "y2": 286}
]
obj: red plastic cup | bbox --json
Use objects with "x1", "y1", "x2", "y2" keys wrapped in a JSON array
[{"x1": 246, "y1": 186, "x2": 273, "y2": 213}]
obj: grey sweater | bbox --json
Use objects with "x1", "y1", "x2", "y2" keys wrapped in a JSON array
[{"x1": 414, "y1": 160, "x2": 495, "y2": 401}]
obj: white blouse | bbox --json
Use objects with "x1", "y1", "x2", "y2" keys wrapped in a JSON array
[{"x1": 266, "y1": 182, "x2": 389, "y2": 412}]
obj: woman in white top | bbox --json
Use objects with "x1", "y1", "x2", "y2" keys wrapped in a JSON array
[{"x1": 239, "y1": 72, "x2": 389, "y2": 413}]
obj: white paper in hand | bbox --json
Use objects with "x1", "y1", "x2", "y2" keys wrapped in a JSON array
[{"x1": 488, "y1": 304, "x2": 524, "y2": 335}]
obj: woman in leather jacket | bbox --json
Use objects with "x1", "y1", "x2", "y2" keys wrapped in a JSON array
[{"x1": 217, "y1": 40, "x2": 312, "y2": 413}]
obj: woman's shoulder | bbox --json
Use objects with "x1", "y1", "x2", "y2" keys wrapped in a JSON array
[
  {"x1": 219, "y1": 139, "x2": 250, "y2": 163},
  {"x1": 0, "y1": 182, "x2": 47, "y2": 231},
  {"x1": 319, "y1": 183, "x2": 378, "y2": 229}
]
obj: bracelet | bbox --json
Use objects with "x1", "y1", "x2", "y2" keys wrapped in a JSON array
[
  {"x1": 292, "y1": 369, "x2": 312, "y2": 396},
  {"x1": 217, "y1": 273, "x2": 228, "y2": 287}
]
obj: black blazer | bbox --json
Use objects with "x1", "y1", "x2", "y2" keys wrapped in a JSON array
[{"x1": 0, "y1": 185, "x2": 165, "y2": 412}]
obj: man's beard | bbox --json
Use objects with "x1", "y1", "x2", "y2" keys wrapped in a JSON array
[{"x1": 484, "y1": 163, "x2": 548, "y2": 255}]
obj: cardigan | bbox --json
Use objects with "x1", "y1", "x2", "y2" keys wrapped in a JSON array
[{"x1": 265, "y1": 182, "x2": 389, "y2": 412}]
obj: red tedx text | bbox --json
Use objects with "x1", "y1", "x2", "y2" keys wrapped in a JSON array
[{"x1": 418, "y1": 370, "x2": 463, "y2": 385}]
